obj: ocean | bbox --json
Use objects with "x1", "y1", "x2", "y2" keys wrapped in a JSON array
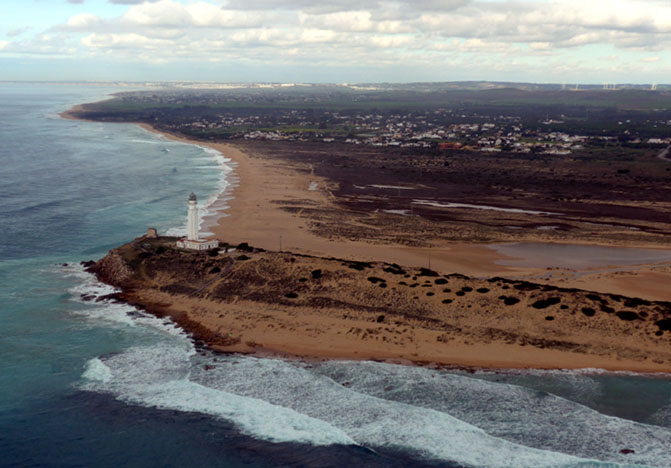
[{"x1": 1, "y1": 83, "x2": 671, "y2": 468}]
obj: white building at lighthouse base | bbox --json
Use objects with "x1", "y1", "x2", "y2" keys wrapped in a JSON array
[{"x1": 176, "y1": 238, "x2": 219, "y2": 250}]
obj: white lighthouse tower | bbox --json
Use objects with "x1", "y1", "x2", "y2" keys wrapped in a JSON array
[
  {"x1": 176, "y1": 192, "x2": 220, "y2": 251},
  {"x1": 187, "y1": 192, "x2": 199, "y2": 241}
]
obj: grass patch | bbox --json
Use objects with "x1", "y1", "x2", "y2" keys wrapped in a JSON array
[
  {"x1": 499, "y1": 296, "x2": 520, "y2": 306},
  {"x1": 616, "y1": 311, "x2": 639, "y2": 321},
  {"x1": 581, "y1": 307, "x2": 596, "y2": 317},
  {"x1": 531, "y1": 297, "x2": 561, "y2": 309}
]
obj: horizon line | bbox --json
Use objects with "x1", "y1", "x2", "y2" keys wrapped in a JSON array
[{"x1": 1, "y1": 80, "x2": 670, "y2": 87}]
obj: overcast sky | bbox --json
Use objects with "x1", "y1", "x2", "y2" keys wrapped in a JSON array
[{"x1": 1, "y1": 0, "x2": 670, "y2": 83}]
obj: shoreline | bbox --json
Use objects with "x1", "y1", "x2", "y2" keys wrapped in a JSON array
[
  {"x1": 140, "y1": 295, "x2": 671, "y2": 375},
  {"x1": 89, "y1": 238, "x2": 671, "y2": 375},
  {"x1": 62, "y1": 107, "x2": 671, "y2": 257},
  {"x1": 131, "y1": 122, "x2": 518, "y2": 278},
  {"x1": 63, "y1": 105, "x2": 671, "y2": 373},
  {"x1": 134, "y1": 120, "x2": 671, "y2": 302}
]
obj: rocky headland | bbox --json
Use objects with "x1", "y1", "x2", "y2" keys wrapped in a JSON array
[{"x1": 85, "y1": 235, "x2": 671, "y2": 372}]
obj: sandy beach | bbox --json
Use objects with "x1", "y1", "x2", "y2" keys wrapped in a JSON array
[
  {"x1": 134, "y1": 123, "x2": 520, "y2": 276},
  {"x1": 63, "y1": 108, "x2": 671, "y2": 372},
  {"x1": 132, "y1": 122, "x2": 671, "y2": 302},
  {"x1": 91, "y1": 237, "x2": 671, "y2": 374}
]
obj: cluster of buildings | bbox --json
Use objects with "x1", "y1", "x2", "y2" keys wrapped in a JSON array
[{"x1": 152, "y1": 105, "x2": 671, "y2": 155}]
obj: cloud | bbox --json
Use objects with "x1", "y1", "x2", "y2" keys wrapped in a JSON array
[
  {"x1": 224, "y1": 0, "x2": 469, "y2": 14},
  {"x1": 68, "y1": 0, "x2": 85, "y2": 4},
  {"x1": 300, "y1": 11, "x2": 374, "y2": 32},
  {"x1": 368, "y1": 34, "x2": 414, "y2": 48},
  {"x1": 3, "y1": 0, "x2": 671, "y2": 81},
  {"x1": 66, "y1": 13, "x2": 101, "y2": 29},
  {"x1": 54, "y1": 0, "x2": 671, "y2": 50},
  {"x1": 120, "y1": 0, "x2": 266, "y2": 28},
  {"x1": 82, "y1": 32, "x2": 168, "y2": 49},
  {"x1": 7, "y1": 27, "x2": 30, "y2": 37},
  {"x1": 109, "y1": 0, "x2": 160, "y2": 4},
  {"x1": 0, "y1": 33, "x2": 80, "y2": 57}
]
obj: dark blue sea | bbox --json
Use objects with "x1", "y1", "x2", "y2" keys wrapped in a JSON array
[{"x1": 2, "y1": 83, "x2": 671, "y2": 468}]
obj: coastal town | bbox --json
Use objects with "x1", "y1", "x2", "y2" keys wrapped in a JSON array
[
  {"x1": 202, "y1": 112, "x2": 671, "y2": 154},
  {"x1": 88, "y1": 86, "x2": 671, "y2": 155},
  {"x1": 69, "y1": 85, "x2": 671, "y2": 251}
]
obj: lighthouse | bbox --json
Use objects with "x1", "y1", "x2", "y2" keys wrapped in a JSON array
[
  {"x1": 176, "y1": 193, "x2": 220, "y2": 251},
  {"x1": 187, "y1": 192, "x2": 198, "y2": 241}
]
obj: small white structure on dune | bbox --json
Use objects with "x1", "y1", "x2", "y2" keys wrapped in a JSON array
[{"x1": 176, "y1": 192, "x2": 220, "y2": 251}]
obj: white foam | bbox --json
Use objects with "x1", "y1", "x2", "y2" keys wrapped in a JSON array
[
  {"x1": 164, "y1": 226, "x2": 186, "y2": 237},
  {"x1": 78, "y1": 333, "x2": 668, "y2": 467},
  {"x1": 197, "y1": 148, "x2": 233, "y2": 232},
  {"x1": 63, "y1": 263, "x2": 118, "y2": 299},
  {"x1": 194, "y1": 357, "x2": 593, "y2": 467},
  {"x1": 163, "y1": 144, "x2": 233, "y2": 237},
  {"x1": 81, "y1": 345, "x2": 354, "y2": 447},
  {"x1": 64, "y1": 264, "x2": 190, "y2": 339},
  {"x1": 71, "y1": 299, "x2": 189, "y2": 339},
  {"x1": 496, "y1": 366, "x2": 671, "y2": 380},
  {"x1": 71, "y1": 302, "x2": 139, "y2": 327},
  {"x1": 313, "y1": 361, "x2": 671, "y2": 467},
  {"x1": 146, "y1": 380, "x2": 355, "y2": 446},
  {"x1": 62, "y1": 257, "x2": 670, "y2": 466},
  {"x1": 133, "y1": 125, "x2": 234, "y2": 237},
  {"x1": 83, "y1": 358, "x2": 112, "y2": 383},
  {"x1": 131, "y1": 139, "x2": 164, "y2": 145}
]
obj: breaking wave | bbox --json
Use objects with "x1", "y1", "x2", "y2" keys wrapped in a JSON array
[
  {"x1": 77, "y1": 332, "x2": 669, "y2": 468},
  {"x1": 68, "y1": 265, "x2": 670, "y2": 467},
  {"x1": 312, "y1": 361, "x2": 671, "y2": 467},
  {"x1": 164, "y1": 145, "x2": 233, "y2": 238}
]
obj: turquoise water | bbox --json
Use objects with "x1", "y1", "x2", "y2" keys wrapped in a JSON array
[{"x1": 2, "y1": 84, "x2": 671, "y2": 468}]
